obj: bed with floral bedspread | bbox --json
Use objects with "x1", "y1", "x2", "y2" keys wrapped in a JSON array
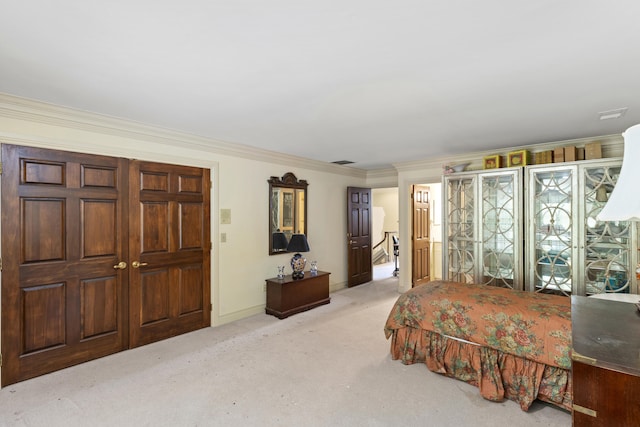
[{"x1": 384, "y1": 280, "x2": 572, "y2": 411}]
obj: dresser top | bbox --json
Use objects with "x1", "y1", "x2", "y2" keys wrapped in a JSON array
[
  {"x1": 571, "y1": 295, "x2": 640, "y2": 376},
  {"x1": 266, "y1": 270, "x2": 330, "y2": 284}
]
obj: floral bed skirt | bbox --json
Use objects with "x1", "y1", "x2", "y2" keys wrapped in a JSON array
[{"x1": 389, "y1": 325, "x2": 572, "y2": 411}]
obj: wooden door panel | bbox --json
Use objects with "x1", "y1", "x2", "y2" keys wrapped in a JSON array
[
  {"x1": 349, "y1": 246, "x2": 371, "y2": 278},
  {"x1": 22, "y1": 198, "x2": 66, "y2": 262},
  {"x1": 412, "y1": 185, "x2": 431, "y2": 286},
  {"x1": 350, "y1": 208, "x2": 361, "y2": 237},
  {"x1": 179, "y1": 264, "x2": 205, "y2": 315},
  {"x1": 140, "y1": 269, "x2": 171, "y2": 325},
  {"x1": 347, "y1": 187, "x2": 372, "y2": 287},
  {"x1": 412, "y1": 246, "x2": 430, "y2": 283},
  {"x1": 81, "y1": 276, "x2": 118, "y2": 339},
  {"x1": 178, "y1": 174, "x2": 204, "y2": 193},
  {"x1": 22, "y1": 159, "x2": 66, "y2": 185},
  {"x1": 129, "y1": 161, "x2": 210, "y2": 348},
  {"x1": 81, "y1": 164, "x2": 118, "y2": 188},
  {"x1": 2, "y1": 145, "x2": 211, "y2": 385},
  {"x1": 180, "y1": 202, "x2": 204, "y2": 249},
  {"x1": 1, "y1": 144, "x2": 129, "y2": 386},
  {"x1": 82, "y1": 200, "x2": 117, "y2": 257},
  {"x1": 22, "y1": 283, "x2": 66, "y2": 352},
  {"x1": 141, "y1": 201, "x2": 170, "y2": 253},
  {"x1": 349, "y1": 247, "x2": 361, "y2": 276},
  {"x1": 140, "y1": 170, "x2": 169, "y2": 191}
]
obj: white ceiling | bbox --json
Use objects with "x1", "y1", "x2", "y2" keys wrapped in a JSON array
[{"x1": 1, "y1": 1, "x2": 640, "y2": 170}]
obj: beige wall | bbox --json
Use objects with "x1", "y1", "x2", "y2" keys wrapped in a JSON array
[
  {"x1": 0, "y1": 95, "x2": 367, "y2": 331},
  {"x1": 0, "y1": 94, "x2": 627, "y2": 384},
  {"x1": 215, "y1": 158, "x2": 365, "y2": 322},
  {"x1": 372, "y1": 187, "x2": 399, "y2": 243}
]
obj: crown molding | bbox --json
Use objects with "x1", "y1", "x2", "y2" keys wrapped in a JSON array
[
  {"x1": 3, "y1": 92, "x2": 623, "y2": 181},
  {"x1": 364, "y1": 167, "x2": 399, "y2": 187},
  {"x1": 0, "y1": 92, "x2": 367, "y2": 179}
]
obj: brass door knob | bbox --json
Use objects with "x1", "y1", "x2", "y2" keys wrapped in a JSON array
[
  {"x1": 132, "y1": 261, "x2": 148, "y2": 268},
  {"x1": 113, "y1": 261, "x2": 127, "y2": 270}
]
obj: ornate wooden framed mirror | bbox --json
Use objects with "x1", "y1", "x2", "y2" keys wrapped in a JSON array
[{"x1": 268, "y1": 172, "x2": 308, "y2": 255}]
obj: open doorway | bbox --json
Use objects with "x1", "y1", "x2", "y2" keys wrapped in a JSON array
[
  {"x1": 372, "y1": 184, "x2": 443, "y2": 284},
  {"x1": 372, "y1": 188, "x2": 399, "y2": 280}
]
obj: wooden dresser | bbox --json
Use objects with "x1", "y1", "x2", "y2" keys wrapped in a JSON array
[
  {"x1": 265, "y1": 271, "x2": 330, "y2": 319},
  {"x1": 571, "y1": 296, "x2": 640, "y2": 426}
]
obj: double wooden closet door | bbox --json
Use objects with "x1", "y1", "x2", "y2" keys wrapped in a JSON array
[{"x1": 1, "y1": 144, "x2": 211, "y2": 386}]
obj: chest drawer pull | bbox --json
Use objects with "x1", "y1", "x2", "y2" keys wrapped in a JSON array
[
  {"x1": 573, "y1": 404, "x2": 597, "y2": 418},
  {"x1": 571, "y1": 350, "x2": 597, "y2": 365}
]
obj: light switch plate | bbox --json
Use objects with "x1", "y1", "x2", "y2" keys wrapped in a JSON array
[{"x1": 220, "y1": 209, "x2": 231, "y2": 224}]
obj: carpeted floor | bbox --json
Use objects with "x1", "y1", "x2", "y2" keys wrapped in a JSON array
[{"x1": 0, "y1": 264, "x2": 571, "y2": 426}]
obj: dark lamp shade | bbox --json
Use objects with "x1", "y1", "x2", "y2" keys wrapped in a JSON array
[
  {"x1": 286, "y1": 234, "x2": 310, "y2": 253},
  {"x1": 272, "y1": 232, "x2": 289, "y2": 251}
]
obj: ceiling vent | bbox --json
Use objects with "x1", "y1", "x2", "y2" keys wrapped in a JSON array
[
  {"x1": 598, "y1": 107, "x2": 628, "y2": 120},
  {"x1": 331, "y1": 160, "x2": 355, "y2": 165}
]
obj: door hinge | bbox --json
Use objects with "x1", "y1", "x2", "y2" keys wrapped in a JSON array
[
  {"x1": 0, "y1": 257, "x2": 2, "y2": 271},
  {"x1": 0, "y1": 353, "x2": 2, "y2": 367},
  {"x1": 0, "y1": 161, "x2": 3, "y2": 174}
]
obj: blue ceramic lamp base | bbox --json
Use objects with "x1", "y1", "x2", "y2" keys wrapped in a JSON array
[{"x1": 291, "y1": 253, "x2": 306, "y2": 280}]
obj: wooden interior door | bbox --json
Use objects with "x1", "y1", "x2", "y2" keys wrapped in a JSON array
[
  {"x1": 347, "y1": 187, "x2": 372, "y2": 287},
  {"x1": 1, "y1": 145, "x2": 212, "y2": 385},
  {"x1": 1, "y1": 144, "x2": 129, "y2": 385},
  {"x1": 128, "y1": 160, "x2": 211, "y2": 348},
  {"x1": 412, "y1": 185, "x2": 431, "y2": 287}
]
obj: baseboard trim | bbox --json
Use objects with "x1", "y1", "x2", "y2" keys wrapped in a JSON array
[
  {"x1": 330, "y1": 282, "x2": 347, "y2": 292},
  {"x1": 214, "y1": 304, "x2": 266, "y2": 326},
  {"x1": 212, "y1": 284, "x2": 347, "y2": 326}
]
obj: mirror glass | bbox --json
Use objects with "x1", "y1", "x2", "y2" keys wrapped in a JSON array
[{"x1": 268, "y1": 173, "x2": 308, "y2": 255}]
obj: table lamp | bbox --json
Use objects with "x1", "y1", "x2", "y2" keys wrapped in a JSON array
[
  {"x1": 597, "y1": 124, "x2": 640, "y2": 287},
  {"x1": 598, "y1": 124, "x2": 640, "y2": 221}
]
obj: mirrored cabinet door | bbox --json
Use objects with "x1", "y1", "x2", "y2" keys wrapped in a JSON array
[
  {"x1": 443, "y1": 168, "x2": 523, "y2": 290},
  {"x1": 581, "y1": 161, "x2": 636, "y2": 295},
  {"x1": 526, "y1": 158, "x2": 637, "y2": 296},
  {"x1": 526, "y1": 165, "x2": 577, "y2": 295},
  {"x1": 443, "y1": 159, "x2": 638, "y2": 297},
  {"x1": 443, "y1": 174, "x2": 477, "y2": 284},
  {"x1": 479, "y1": 170, "x2": 522, "y2": 289}
]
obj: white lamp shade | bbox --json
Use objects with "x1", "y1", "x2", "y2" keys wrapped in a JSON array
[{"x1": 598, "y1": 124, "x2": 640, "y2": 221}]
